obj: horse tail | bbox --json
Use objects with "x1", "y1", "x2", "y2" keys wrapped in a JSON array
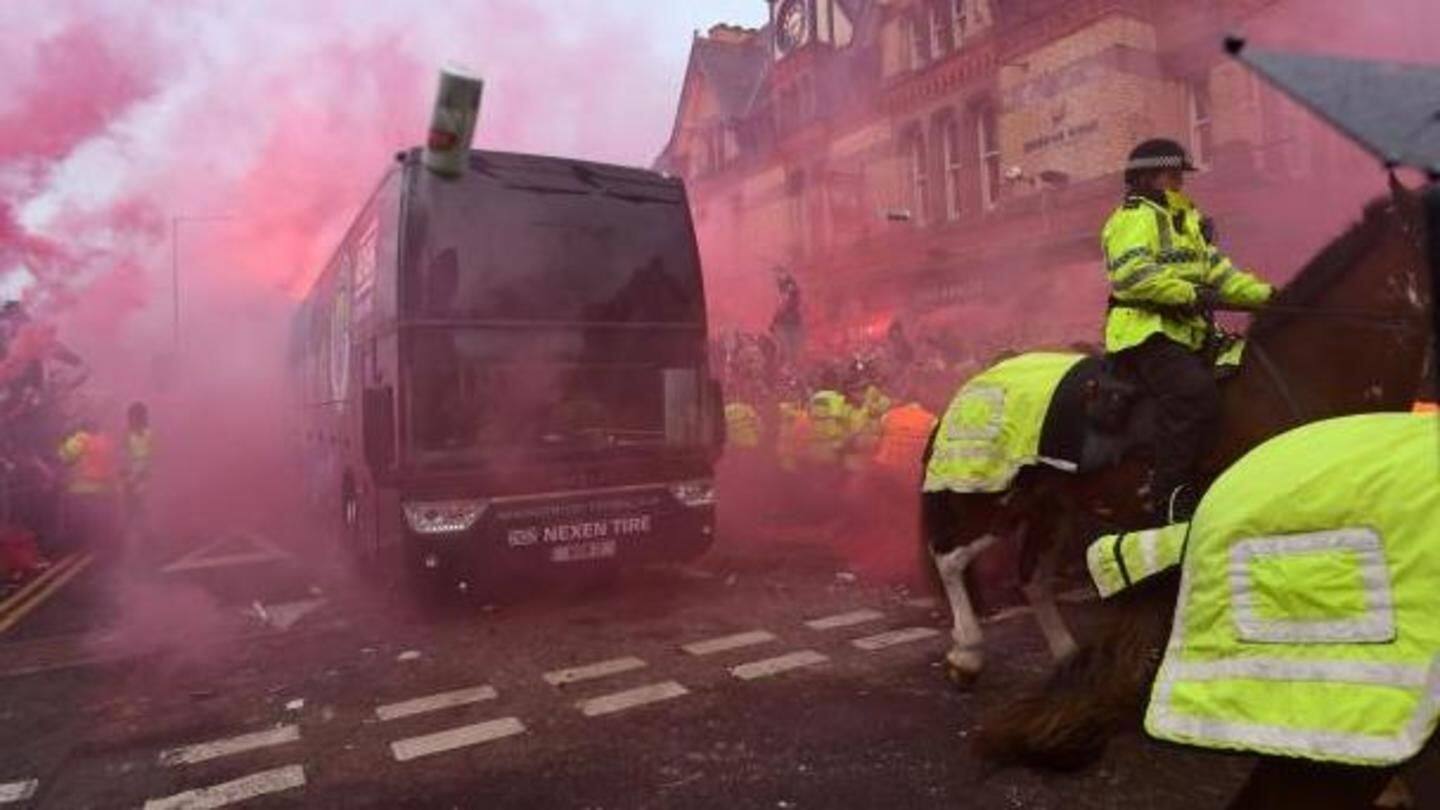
[{"x1": 973, "y1": 569, "x2": 1180, "y2": 771}]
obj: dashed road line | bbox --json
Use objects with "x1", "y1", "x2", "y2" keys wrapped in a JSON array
[
  {"x1": 730, "y1": 650, "x2": 828, "y2": 681},
  {"x1": 157, "y1": 725, "x2": 300, "y2": 767},
  {"x1": 143, "y1": 764, "x2": 306, "y2": 809},
  {"x1": 542, "y1": 656, "x2": 646, "y2": 686},
  {"x1": 681, "y1": 630, "x2": 776, "y2": 656},
  {"x1": 390, "y1": 717, "x2": 527, "y2": 762},
  {"x1": 851, "y1": 626, "x2": 943, "y2": 651},
  {"x1": 0, "y1": 779, "x2": 37, "y2": 804},
  {"x1": 805, "y1": 609, "x2": 885, "y2": 630},
  {"x1": 375, "y1": 685, "x2": 498, "y2": 722},
  {"x1": 577, "y1": 681, "x2": 690, "y2": 717}
]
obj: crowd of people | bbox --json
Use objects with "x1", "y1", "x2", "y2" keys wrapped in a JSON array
[
  {"x1": 710, "y1": 317, "x2": 973, "y2": 556},
  {"x1": 0, "y1": 301, "x2": 151, "y2": 595}
]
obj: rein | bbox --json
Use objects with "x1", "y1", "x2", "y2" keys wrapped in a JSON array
[{"x1": 1217, "y1": 303, "x2": 1422, "y2": 333}]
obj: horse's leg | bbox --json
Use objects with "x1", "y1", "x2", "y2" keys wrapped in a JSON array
[
  {"x1": 933, "y1": 533, "x2": 998, "y2": 687},
  {"x1": 1019, "y1": 506, "x2": 1080, "y2": 661},
  {"x1": 1227, "y1": 757, "x2": 1397, "y2": 810},
  {"x1": 922, "y1": 491, "x2": 1001, "y2": 688}
]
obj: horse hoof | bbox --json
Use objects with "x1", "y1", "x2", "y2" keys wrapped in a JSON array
[{"x1": 944, "y1": 660, "x2": 981, "y2": 690}]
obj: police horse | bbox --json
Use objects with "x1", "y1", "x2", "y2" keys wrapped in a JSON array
[{"x1": 921, "y1": 178, "x2": 1431, "y2": 691}]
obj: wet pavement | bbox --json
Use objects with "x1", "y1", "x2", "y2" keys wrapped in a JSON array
[{"x1": 0, "y1": 514, "x2": 1435, "y2": 809}]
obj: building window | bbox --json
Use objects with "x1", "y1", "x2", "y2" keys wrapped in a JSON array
[
  {"x1": 908, "y1": 11, "x2": 932, "y2": 70},
  {"x1": 941, "y1": 114, "x2": 964, "y2": 220},
  {"x1": 1188, "y1": 77, "x2": 1214, "y2": 168},
  {"x1": 977, "y1": 106, "x2": 1000, "y2": 209},
  {"x1": 931, "y1": 1, "x2": 956, "y2": 57},
  {"x1": 904, "y1": 129, "x2": 930, "y2": 224}
]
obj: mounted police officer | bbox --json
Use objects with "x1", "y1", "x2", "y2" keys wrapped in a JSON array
[{"x1": 1102, "y1": 138, "x2": 1273, "y2": 521}]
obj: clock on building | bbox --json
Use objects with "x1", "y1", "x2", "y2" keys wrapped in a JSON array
[{"x1": 775, "y1": 0, "x2": 809, "y2": 55}]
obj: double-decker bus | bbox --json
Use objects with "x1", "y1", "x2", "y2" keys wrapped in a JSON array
[{"x1": 289, "y1": 148, "x2": 722, "y2": 588}]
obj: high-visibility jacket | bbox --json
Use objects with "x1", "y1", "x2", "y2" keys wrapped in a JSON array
[
  {"x1": 724, "y1": 402, "x2": 761, "y2": 450},
  {"x1": 805, "y1": 390, "x2": 851, "y2": 466},
  {"x1": 873, "y1": 402, "x2": 937, "y2": 473},
  {"x1": 125, "y1": 428, "x2": 154, "y2": 490},
  {"x1": 1102, "y1": 191, "x2": 1272, "y2": 353},
  {"x1": 58, "y1": 430, "x2": 118, "y2": 495},
  {"x1": 848, "y1": 386, "x2": 892, "y2": 455},
  {"x1": 1145, "y1": 413, "x2": 1440, "y2": 767}
]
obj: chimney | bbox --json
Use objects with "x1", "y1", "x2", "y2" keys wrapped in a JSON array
[{"x1": 707, "y1": 24, "x2": 757, "y2": 44}]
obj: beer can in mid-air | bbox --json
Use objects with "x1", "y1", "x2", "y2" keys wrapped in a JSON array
[{"x1": 423, "y1": 67, "x2": 484, "y2": 178}]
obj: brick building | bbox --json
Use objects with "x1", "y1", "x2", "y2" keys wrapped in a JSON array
[{"x1": 657, "y1": 0, "x2": 1374, "y2": 354}]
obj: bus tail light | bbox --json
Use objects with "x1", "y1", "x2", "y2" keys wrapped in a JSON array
[
  {"x1": 669, "y1": 480, "x2": 716, "y2": 508},
  {"x1": 403, "y1": 500, "x2": 488, "y2": 535}
]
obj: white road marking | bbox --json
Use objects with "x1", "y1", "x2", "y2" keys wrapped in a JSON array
[
  {"x1": 542, "y1": 656, "x2": 646, "y2": 686},
  {"x1": 681, "y1": 630, "x2": 776, "y2": 656},
  {"x1": 577, "y1": 681, "x2": 690, "y2": 717},
  {"x1": 0, "y1": 780, "x2": 37, "y2": 804},
  {"x1": 805, "y1": 609, "x2": 885, "y2": 630},
  {"x1": 851, "y1": 626, "x2": 943, "y2": 651},
  {"x1": 160, "y1": 532, "x2": 291, "y2": 574},
  {"x1": 260, "y1": 598, "x2": 327, "y2": 631},
  {"x1": 157, "y1": 725, "x2": 300, "y2": 767},
  {"x1": 375, "y1": 685, "x2": 499, "y2": 722},
  {"x1": 730, "y1": 650, "x2": 829, "y2": 681},
  {"x1": 143, "y1": 764, "x2": 306, "y2": 809},
  {"x1": 390, "y1": 717, "x2": 526, "y2": 762}
]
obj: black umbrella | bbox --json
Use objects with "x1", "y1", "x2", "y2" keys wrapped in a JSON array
[
  {"x1": 1225, "y1": 37, "x2": 1440, "y2": 175},
  {"x1": 1226, "y1": 37, "x2": 1440, "y2": 399}
]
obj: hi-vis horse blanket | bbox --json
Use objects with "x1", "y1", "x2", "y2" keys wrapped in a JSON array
[
  {"x1": 923, "y1": 352, "x2": 1084, "y2": 494},
  {"x1": 1142, "y1": 413, "x2": 1440, "y2": 767}
]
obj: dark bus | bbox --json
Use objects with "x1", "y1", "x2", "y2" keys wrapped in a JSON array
[{"x1": 289, "y1": 148, "x2": 722, "y2": 587}]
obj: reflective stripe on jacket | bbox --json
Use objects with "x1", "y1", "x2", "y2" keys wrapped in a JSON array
[
  {"x1": 1103, "y1": 191, "x2": 1272, "y2": 352},
  {"x1": 1145, "y1": 413, "x2": 1440, "y2": 767}
]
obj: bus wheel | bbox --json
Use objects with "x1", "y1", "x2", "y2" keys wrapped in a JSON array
[{"x1": 340, "y1": 479, "x2": 364, "y2": 559}]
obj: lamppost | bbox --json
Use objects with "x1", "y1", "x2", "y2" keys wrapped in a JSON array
[{"x1": 170, "y1": 215, "x2": 235, "y2": 349}]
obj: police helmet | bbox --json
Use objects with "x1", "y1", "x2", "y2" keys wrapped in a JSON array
[{"x1": 1124, "y1": 138, "x2": 1196, "y2": 187}]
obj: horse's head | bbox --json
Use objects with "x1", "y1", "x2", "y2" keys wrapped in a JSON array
[{"x1": 1220, "y1": 184, "x2": 1432, "y2": 458}]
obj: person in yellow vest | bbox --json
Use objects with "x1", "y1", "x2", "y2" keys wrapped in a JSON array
[
  {"x1": 122, "y1": 401, "x2": 153, "y2": 537},
  {"x1": 1103, "y1": 138, "x2": 1273, "y2": 520},
  {"x1": 57, "y1": 418, "x2": 120, "y2": 555},
  {"x1": 724, "y1": 400, "x2": 762, "y2": 452},
  {"x1": 844, "y1": 382, "x2": 893, "y2": 472},
  {"x1": 805, "y1": 388, "x2": 852, "y2": 468}
]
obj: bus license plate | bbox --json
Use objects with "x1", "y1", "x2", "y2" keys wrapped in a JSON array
[{"x1": 551, "y1": 540, "x2": 617, "y2": 563}]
